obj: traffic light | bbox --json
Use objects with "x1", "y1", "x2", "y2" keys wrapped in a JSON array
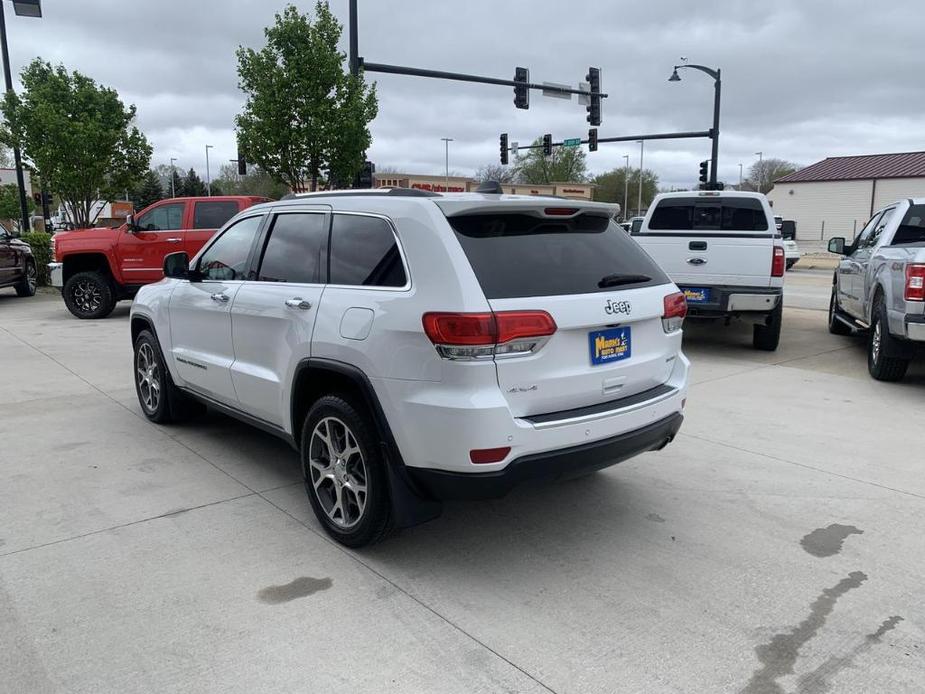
[
  {"x1": 586, "y1": 67, "x2": 601, "y2": 127},
  {"x1": 588, "y1": 128, "x2": 598, "y2": 152},
  {"x1": 513, "y1": 67, "x2": 529, "y2": 110},
  {"x1": 542, "y1": 133, "x2": 552, "y2": 156},
  {"x1": 356, "y1": 160, "x2": 375, "y2": 188},
  {"x1": 699, "y1": 160, "x2": 709, "y2": 186},
  {"x1": 237, "y1": 145, "x2": 247, "y2": 176},
  {"x1": 500, "y1": 133, "x2": 509, "y2": 165}
]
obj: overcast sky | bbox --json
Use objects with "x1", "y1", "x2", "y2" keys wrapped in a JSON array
[{"x1": 7, "y1": 0, "x2": 925, "y2": 189}]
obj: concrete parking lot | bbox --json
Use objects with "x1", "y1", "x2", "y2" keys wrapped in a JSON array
[{"x1": 1, "y1": 270, "x2": 923, "y2": 693}]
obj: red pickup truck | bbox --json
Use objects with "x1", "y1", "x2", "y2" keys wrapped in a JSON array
[{"x1": 49, "y1": 196, "x2": 269, "y2": 318}]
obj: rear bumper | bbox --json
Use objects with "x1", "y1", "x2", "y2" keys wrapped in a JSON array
[
  {"x1": 904, "y1": 315, "x2": 925, "y2": 342},
  {"x1": 680, "y1": 284, "x2": 781, "y2": 316},
  {"x1": 48, "y1": 262, "x2": 63, "y2": 288},
  {"x1": 408, "y1": 412, "x2": 683, "y2": 500}
]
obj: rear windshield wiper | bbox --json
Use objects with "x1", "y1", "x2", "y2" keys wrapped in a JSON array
[{"x1": 598, "y1": 273, "x2": 651, "y2": 288}]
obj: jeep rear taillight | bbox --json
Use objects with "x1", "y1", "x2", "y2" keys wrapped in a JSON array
[
  {"x1": 905, "y1": 264, "x2": 925, "y2": 301},
  {"x1": 422, "y1": 311, "x2": 557, "y2": 360},
  {"x1": 771, "y1": 246, "x2": 785, "y2": 278},
  {"x1": 662, "y1": 292, "x2": 687, "y2": 333}
]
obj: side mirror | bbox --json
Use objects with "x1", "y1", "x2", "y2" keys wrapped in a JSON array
[
  {"x1": 125, "y1": 214, "x2": 136, "y2": 232},
  {"x1": 163, "y1": 251, "x2": 196, "y2": 280},
  {"x1": 827, "y1": 237, "x2": 847, "y2": 255}
]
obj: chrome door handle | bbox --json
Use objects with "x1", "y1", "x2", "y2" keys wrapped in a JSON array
[
  {"x1": 166, "y1": 237, "x2": 182, "y2": 243},
  {"x1": 210, "y1": 293, "x2": 229, "y2": 303},
  {"x1": 285, "y1": 298, "x2": 312, "y2": 310}
]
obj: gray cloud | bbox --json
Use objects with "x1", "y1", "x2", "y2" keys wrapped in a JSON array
[{"x1": 5, "y1": 0, "x2": 923, "y2": 189}]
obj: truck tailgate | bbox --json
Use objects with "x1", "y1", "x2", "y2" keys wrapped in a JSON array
[{"x1": 637, "y1": 233, "x2": 773, "y2": 287}]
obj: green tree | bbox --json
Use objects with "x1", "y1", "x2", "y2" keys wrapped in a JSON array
[
  {"x1": 212, "y1": 162, "x2": 289, "y2": 199},
  {"x1": 592, "y1": 167, "x2": 659, "y2": 216},
  {"x1": 744, "y1": 158, "x2": 799, "y2": 194},
  {"x1": 179, "y1": 168, "x2": 207, "y2": 197},
  {"x1": 132, "y1": 169, "x2": 164, "y2": 211},
  {"x1": 0, "y1": 183, "x2": 33, "y2": 232},
  {"x1": 235, "y1": 3, "x2": 378, "y2": 192},
  {"x1": 164, "y1": 167, "x2": 183, "y2": 198},
  {"x1": 0, "y1": 59, "x2": 151, "y2": 228},
  {"x1": 513, "y1": 139, "x2": 588, "y2": 184}
]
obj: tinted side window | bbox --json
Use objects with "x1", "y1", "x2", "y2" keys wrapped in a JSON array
[
  {"x1": 893, "y1": 205, "x2": 925, "y2": 245},
  {"x1": 330, "y1": 214, "x2": 407, "y2": 287},
  {"x1": 852, "y1": 212, "x2": 882, "y2": 251},
  {"x1": 194, "y1": 201, "x2": 240, "y2": 229},
  {"x1": 863, "y1": 208, "x2": 894, "y2": 248},
  {"x1": 450, "y1": 214, "x2": 669, "y2": 299},
  {"x1": 649, "y1": 197, "x2": 769, "y2": 232},
  {"x1": 257, "y1": 212, "x2": 328, "y2": 283},
  {"x1": 137, "y1": 203, "x2": 184, "y2": 231},
  {"x1": 197, "y1": 215, "x2": 263, "y2": 281}
]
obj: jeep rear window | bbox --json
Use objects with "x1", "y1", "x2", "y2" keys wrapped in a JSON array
[
  {"x1": 649, "y1": 197, "x2": 769, "y2": 232},
  {"x1": 448, "y1": 213, "x2": 669, "y2": 299}
]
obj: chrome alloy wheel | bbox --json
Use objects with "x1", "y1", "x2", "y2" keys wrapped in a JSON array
[
  {"x1": 26, "y1": 263, "x2": 36, "y2": 292},
  {"x1": 136, "y1": 342, "x2": 161, "y2": 413},
  {"x1": 308, "y1": 417, "x2": 368, "y2": 529},
  {"x1": 73, "y1": 279, "x2": 102, "y2": 313},
  {"x1": 871, "y1": 319, "x2": 882, "y2": 364}
]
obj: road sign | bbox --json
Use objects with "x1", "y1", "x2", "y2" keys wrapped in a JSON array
[
  {"x1": 578, "y1": 81, "x2": 590, "y2": 106},
  {"x1": 542, "y1": 81, "x2": 572, "y2": 100},
  {"x1": 563, "y1": 138, "x2": 581, "y2": 148},
  {"x1": 511, "y1": 141, "x2": 519, "y2": 155}
]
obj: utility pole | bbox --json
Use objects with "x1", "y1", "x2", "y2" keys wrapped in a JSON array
[
  {"x1": 738, "y1": 163, "x2": 743, "y2": 188},
  {"x1": 169, "y1": 157, "x2": 177, "y2": 197},
  {"x1": 205, "y1": 145, "x2": 213, "y2": 196},
  {"x1": 440, "y1": 137, "x2": 453, "y2": 193},
  {"x1": 755, "y1": 151, "x2": 763, "y2": 193},
  {"x1": 622, "y1": 154, "x2": 629, "y2": 221},
  {"x1": 637, "y1": 140, "x2": 644, "y2": 217},
  {"x1": 0, "y1": 0, "x2": 42, "y2": 234}
]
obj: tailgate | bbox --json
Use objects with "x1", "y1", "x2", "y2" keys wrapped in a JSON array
[
  {"x1": 445, "y1": 207, "x2": 681, "y2": 418},
  {"x1": 637, "y1": 234, "x2": 773, "y2": 287}
]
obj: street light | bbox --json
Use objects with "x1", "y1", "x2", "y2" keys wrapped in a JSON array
[
  {"x1": 622, "y1": 154, "x2": 629, "y2": 221},
  {"x1": 637, "y1": 140, "x2": 644, "y2": 217},
  {"x1": 205, "y1": 145, "x2": 213, "y2": 196},
  {"x1": 169, "y1": 157, "x2": 177, "y2": 197},
  {"x1": 440, "y1": 137, "x2": 453, "y2": 193},
  {"x1": 668, "y1": 61, "x2": 721, "y2": 187},
  {"x1": 0, "y1": 0, "x2": 42, "y2": 233}
]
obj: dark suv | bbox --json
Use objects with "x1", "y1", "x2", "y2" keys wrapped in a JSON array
[{"x1": 0, "y1": 228, "x2": 37, "y2": 297}]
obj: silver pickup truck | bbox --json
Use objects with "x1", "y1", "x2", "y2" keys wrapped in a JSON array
[{"x1": 827, "y1": 198, "x2": 925, "y2": 381}]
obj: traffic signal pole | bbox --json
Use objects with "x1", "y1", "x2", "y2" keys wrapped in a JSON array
[{"x1": 511, "y1": 129, "x2": 712, "y2": 153}]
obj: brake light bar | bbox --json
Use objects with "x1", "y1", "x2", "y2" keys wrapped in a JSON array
[
  {"x1": 771, "y1": 245, "x2": 785, "y2": 278},
  {"x1": 905, "y1": 264, "x2": 925, "y2": 301},
  {"x1": 422, "y1": 311, "x2": 557, "y2": 360},
  {"x1": 543, "y1": 207, "x2": 579, "y2": 216}
]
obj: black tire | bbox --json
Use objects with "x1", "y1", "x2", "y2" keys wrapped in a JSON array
[
  {"x1": 133, "y1": 329, "x2": 203, "y2": 423},
  {"x1": 867, "y1": 298, "x2": 910, "y2": 382},
  {"x1": 14, "y1": 259, "x2": 36, "y2": 297},
  {"x1": 301, "y1": 395, "x2": 392, "y2": 548},
  {"x1": 63, "y1": 270, "x2": 116, "y2": 319},
  {"x1": 828, "y1": 286, "x2": 853, "y2": 336},
  {"x1": 753, "y1": 301, "x2": 783, "y2": 351},
  {"x1": 785, "y1": 260, "x2": 796, "y2": 270}
]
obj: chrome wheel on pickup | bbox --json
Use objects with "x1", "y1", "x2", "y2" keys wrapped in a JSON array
[
  {"x1": 63, "y1": 271, "x2": 116, "y2": 319},
  {"x1": 867, "y1": 297, "x2": 910, "y2": 382}
]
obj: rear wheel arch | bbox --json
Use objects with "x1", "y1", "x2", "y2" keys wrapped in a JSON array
[
  {"x1": 290, "y1": 359, "x2": 395, "y2": 453},
  {"x1": 131, "y1": 314, "x2": 158, "y2": 347}
]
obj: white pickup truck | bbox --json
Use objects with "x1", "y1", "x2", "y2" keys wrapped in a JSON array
[
  {"x1": 827, "y1": 198, "x2": 925, "y2": 381},
  {"x1": 632, "y1": 191, "x2": 786, "y2": 350}
]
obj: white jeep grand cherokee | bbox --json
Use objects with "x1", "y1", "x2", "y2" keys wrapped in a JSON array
[{"x1": 130, "y1": 188, "x2": 690, "y2": 547}]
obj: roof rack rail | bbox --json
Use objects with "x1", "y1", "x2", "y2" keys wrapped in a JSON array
[{"x1": 283, "y1": 187, "x2": 441, "y2": 200}]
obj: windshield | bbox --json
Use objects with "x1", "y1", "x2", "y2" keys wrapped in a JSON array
[{"x1": 649, "y1": 197, "x2": 770, "y2": 232}]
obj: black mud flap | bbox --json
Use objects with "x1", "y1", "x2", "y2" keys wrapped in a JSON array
[{"x1": 381, "y1": 443, "x2": 443, "y2": 529}]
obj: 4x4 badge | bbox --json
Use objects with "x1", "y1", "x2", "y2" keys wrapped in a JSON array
[{"x1": 604, "y1": 299, "x2": 632, "y2": 315}]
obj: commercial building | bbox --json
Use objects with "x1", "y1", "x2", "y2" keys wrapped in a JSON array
[
  {"x1": 374, "y1": 173, "x2": 594, "y2": 200},
  {"x1": 768, "y1": 151, "x2": 925, "y2": 241}
]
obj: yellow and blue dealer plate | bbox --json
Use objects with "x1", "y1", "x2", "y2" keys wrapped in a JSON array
[{"x1": 589, "y1": 326, "x2": 631, "y2": 366}]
